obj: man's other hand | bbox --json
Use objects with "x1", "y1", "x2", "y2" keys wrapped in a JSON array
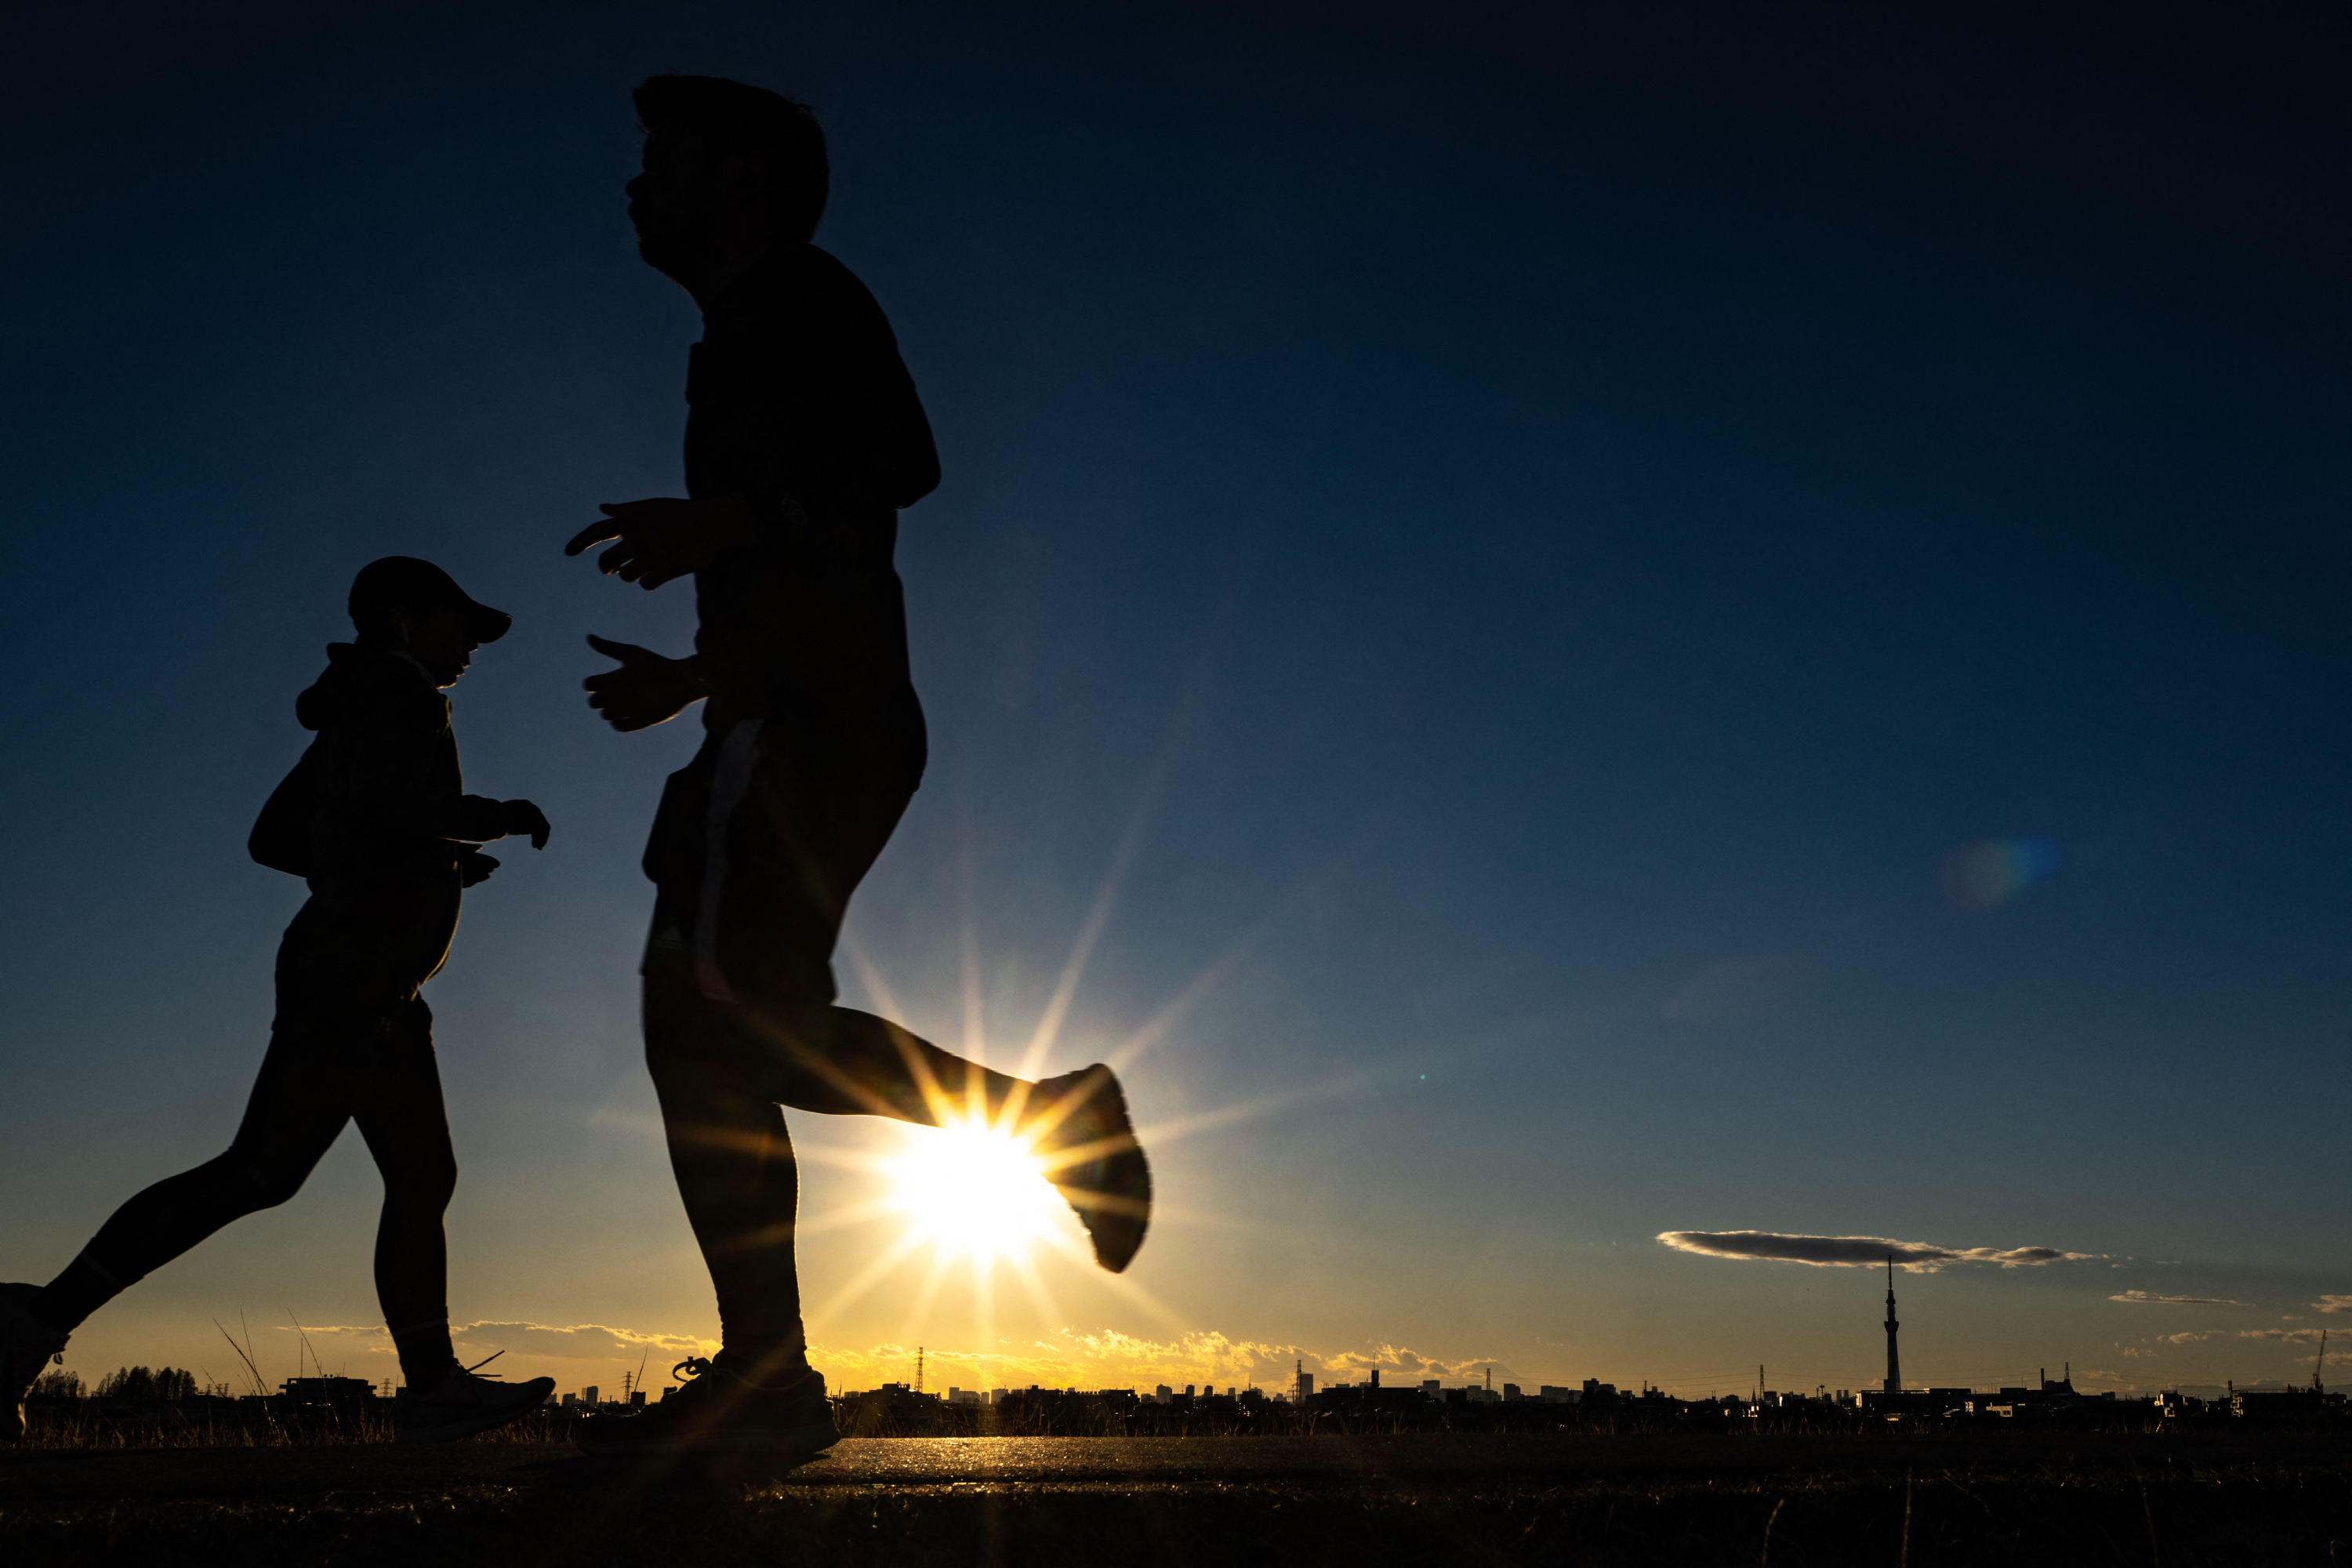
[
  {"x1": 563, "y1": 496, "x2": 756, "y2": 590},
  {"x1": 583, "y1": 634, "x2": 708, "y2": 732},
  {"x1": 502, "y1": 799, "x2": 553, "y2": 850},
  {"x1": 457, "y1": 848, "x2": 501, "y2": 887}
]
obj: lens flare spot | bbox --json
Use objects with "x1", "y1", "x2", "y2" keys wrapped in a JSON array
[
  {"x1": 1941, "y1": 836, "x2": 2061, "y2": 913},
  {"x1": 883, "y1": 1119, "x2": 1062, "y2": 1262}
]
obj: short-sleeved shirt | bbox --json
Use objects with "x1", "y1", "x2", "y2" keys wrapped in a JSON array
[{"x1": 682, "y1": 243, "x2": 939, "y2": 735}]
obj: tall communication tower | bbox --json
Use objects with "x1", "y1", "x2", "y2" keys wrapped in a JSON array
[
  {"x1": 1882, "y1": 1254, "x2": 1903, "y2": 1396},
  {"x1": 916, "y1": 1347, "x2": 924, "y2": 1394}
]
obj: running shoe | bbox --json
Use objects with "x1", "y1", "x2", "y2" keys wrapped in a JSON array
[
  {"x1": 577, "y1": 1355, "x2": 837, "y2": 1457},
  {"x1": 395, "y1": 1360, "x2": 557, "y2": 1444},
  {"x1": 1034, "y1": 1065, "x2": 1152, "y2": 1272},
  {"x1": 2, "y1": 1283, "x2": 68, "y2": 1444}
]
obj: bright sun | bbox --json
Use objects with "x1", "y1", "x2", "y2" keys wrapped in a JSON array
[{"x1": 883, "y1": 1119, "x2": 1066, "y2": 1263}]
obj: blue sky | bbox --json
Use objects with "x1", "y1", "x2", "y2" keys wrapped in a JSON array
[{"x1": 2, "y1": 1, "x2": 2345, "y2": 1399}]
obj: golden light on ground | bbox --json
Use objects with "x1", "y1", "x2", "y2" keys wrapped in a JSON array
[{"x1": 880, "y1": 1117, "x2": 1066, "y2": 1265}]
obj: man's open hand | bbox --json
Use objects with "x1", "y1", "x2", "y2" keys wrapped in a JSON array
[
  {"x1": 583, "y1": 634, "x2": 708, "y2": 732},
  {"x1": 563, "y1": 496, "x2": 756, "y2": 590},
  {"x1": 457, "y1": 848, "x2": 500, "y2": 887}
]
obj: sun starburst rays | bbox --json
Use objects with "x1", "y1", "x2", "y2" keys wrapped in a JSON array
[
  {"x1": 794, "y1": 935, "x2": 1298, "y2": 1343},
  {"x1": 787, "y1": 657, "x2": 1311, "y2": 1353},
  {"x1": 885, "y1": 1120, "x2": 1062, "y2": 1258}
]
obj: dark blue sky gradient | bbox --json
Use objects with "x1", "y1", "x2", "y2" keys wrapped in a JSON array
[{"x1": 2, "y1": 2, "x2": 2345, "y2": 1394}]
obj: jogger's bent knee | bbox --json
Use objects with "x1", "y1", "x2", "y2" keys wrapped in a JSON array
[
  {"x1": 382, "y1": 1149, "x2": 457, "y2": 1214},
  {"x1": 212, "y1": 1145, "x2": 316, "y2": 1214}
]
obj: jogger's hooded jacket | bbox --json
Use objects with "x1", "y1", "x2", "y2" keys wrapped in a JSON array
[{"x1": 252, "y1": 642, "x2": 508, "y2": 1027}]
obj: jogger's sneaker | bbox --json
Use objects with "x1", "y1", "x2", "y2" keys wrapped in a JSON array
[
  {"x1": 395, "y1": 1360, "x2": 557, "y2": 1444},
  {"x1": 1034, "y1": 1065, "x2": 1152, "y2": 1272},
  {"x1": 2, "y1": 1283, "x2": 70, "y2": 1444},
  {"x1": 578, "y1": 1355, "x2": 837, "y2": 1457}
]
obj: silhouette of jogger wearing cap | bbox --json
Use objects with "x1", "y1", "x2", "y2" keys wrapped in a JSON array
[
  {"x1": 564, "y1": 76, "x2": 1152, "y2": 1460},
  {"x1": 0, "y1": 558, "x2": 557, "y2": 1444}
]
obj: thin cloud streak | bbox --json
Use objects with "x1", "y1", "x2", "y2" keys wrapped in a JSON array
[
  {"x1": 1657, "y1": 1230, "x2": 2093, "y2": 1271},
  {"x1": 2111, "y1": 1290, "x2": 2243, "y2": 1306},
  {"x1": 285, "y1": 1320, "x2": 716, "y2": 1359}
]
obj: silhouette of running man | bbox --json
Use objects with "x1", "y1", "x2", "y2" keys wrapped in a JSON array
[
  {"x1": 566, "y1": 76, "x2": 1150, "y2": 1457},
  {"x1": 0, "y1": 559, "x2": 556, "y2": 1444}
]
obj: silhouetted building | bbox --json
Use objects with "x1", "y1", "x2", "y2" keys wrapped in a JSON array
[
  {"x1": 2230, "y1": 1381, "x2": 2329, "y2": 1419},
  {"x1": 1882, "y1": 1257, "x2": 1902, "y2": 1395},
  {"x1": 280, "y1": 1377, "x2": 377, "y2": 1411}
]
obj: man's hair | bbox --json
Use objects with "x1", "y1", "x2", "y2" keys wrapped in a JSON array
[{"x1": 635, "y1": 74, "x2": 829, "y2": 242}]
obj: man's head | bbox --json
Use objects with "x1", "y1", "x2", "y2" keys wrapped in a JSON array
[
  {"x1": 348, "y1": 557, "x2": 510, "y2": 688},
  {"x1": 627, "y1": 75, "x2": 826, "y2": 289}
]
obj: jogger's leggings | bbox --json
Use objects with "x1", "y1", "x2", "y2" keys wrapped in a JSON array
[
  {"x1": 32, "y1": 998, "x2": 459, "y2": 1385},
  {"x1": 644, "y1": 982, "x2": 1031, "y2": 1381},
  {"x1": 641, "y1": 706, "x2": 1040, "y2": 1380}
]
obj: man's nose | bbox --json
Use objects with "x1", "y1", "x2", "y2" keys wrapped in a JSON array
[{"x1": 624, "y1": 173, "x2": 646, "y2": 199}]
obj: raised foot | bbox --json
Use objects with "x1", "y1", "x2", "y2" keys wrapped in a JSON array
[{"x1": 1033, "y1": 1065, "x2": 1152, "y2": 1272}]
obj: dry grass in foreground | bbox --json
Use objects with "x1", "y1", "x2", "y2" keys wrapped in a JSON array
[{"x1": 13, "y1": 1410, "x2": 572, "y2": 1449}]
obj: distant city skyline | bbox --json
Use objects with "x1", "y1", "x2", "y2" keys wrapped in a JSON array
[{"x1": 36, "y1": 1249, "x2": 2338, "y2": 1410}]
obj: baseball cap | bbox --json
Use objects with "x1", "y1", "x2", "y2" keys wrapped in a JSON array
[{"x1": 347, "y1": 557, "x2": 512, "y2": 644}]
